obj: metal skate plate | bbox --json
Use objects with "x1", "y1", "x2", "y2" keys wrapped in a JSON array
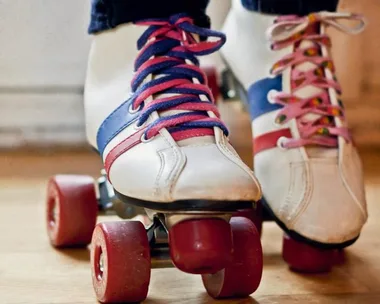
[
  {"x1": 220, "y1": 68, "x2": 249, "y2": 111},
  {"x1": 146, "y1": 215, "x2": 172, "y2": 268},
  {"x1": 96, "y1": 170, "x2": 145, "y2": 219}
]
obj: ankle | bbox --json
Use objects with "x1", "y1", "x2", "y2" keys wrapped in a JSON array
[{"x1": 221, "y1": 0, "x2": 284, "y2": 89}]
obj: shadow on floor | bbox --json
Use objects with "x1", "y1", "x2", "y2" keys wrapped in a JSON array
[
  {"x1": 144, "y1": 294, "x2": 259, "y2": 304},
  {"x1": 55, "y1": 247, "x2": 90, "y2": 262},
  {"x1": 263, "y1": 252, "x2": 284, "y2": 267}
]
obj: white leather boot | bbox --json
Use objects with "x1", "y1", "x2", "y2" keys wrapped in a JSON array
[
  {"x1": 221, "y1": 0, "x2": 367, "y2": 249},
  {"x1": 84, "y1": 15, "x2": 261, "y2": 218}
]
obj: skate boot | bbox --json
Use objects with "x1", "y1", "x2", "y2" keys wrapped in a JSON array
[
  {"x1": 82, "y1": 14, "x2": 262, "y2": 302},
  {"x1": 221, "y1": 0, "x2": 368, "y2": 272}
]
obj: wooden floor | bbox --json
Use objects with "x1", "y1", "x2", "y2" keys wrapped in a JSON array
[
  {"x1": 2, "y1": 104, "x2": 380, "y2": 303},
  {"x1": 1, "y1": 150, "x2": 380, "y2": 304}
]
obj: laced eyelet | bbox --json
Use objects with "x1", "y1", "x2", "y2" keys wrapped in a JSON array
[
  {"x1": 277, "y1": 136, "x2": 289, "y2": 150},
  {"x1": 134, "y1": 121, "x2": 145, "y2": 131},
  {"x1": 273, "y1": 120, "x2": 282, "y2": 128},
  {"x1": 141, "y1": 132, "x2": 154, "y2": 143},
  {"x1": 267, "y1": 89, "x2": 279, "y2": 104},
  {"x1": 128, "y1": 103, "x2": 140, "y2": 114}
]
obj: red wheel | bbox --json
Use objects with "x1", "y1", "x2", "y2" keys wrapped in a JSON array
[
  {"x1": 91, "y1": 221, "x2": 151, "y2": 303},
  {"x1": 203, "y1": 66, "x2": 220, "y2": 101},
  {"x1": 202, "y1": 217, "x2": 263, "y2": 298},
  {"x1": 282, "y1": 234, "x2": 334, "y2": 273},
  {"x1": 332, "y1": 249, "x2": 345, "y2": 266},
  {"x1": 233, "y1": 203, "x2": 263, "y2": 236},
  {"x1": 169, "y1": 218, "x2": 233, "y2": 274},
  {"x1": 46, "y1": 175, "x2": 98, "y2": 247}
]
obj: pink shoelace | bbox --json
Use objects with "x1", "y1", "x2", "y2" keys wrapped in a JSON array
[{"x1": 267, "y1": 12, "x2": 366, "y2": 149}]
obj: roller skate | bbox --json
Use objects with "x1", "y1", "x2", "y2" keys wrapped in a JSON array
[
  {"x1": 215, "y1": 0, "x2": 368, "y2": 272},
  {"x1": 45, "y1": 14, "x2": 263, "y2": 303}
]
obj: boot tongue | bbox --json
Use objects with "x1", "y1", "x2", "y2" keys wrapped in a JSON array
[
  {"x1": 152, "y1": 79, "x2": 215, "y2": 146},
  {"x1": 148, "y1": 34, "x2": 215, "y2": 147},
  {"x1": 291, "y1": 24, "x2": 337, "y2": 158}
]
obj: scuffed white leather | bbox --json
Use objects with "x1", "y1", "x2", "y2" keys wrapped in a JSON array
[
  {"x1": 255, "y1": 145, "x2": 367, "y2": 244},
  {"x1": 172, "y1": 137, "x2": 261, "y2": 202},
  {"x1": 289, "y1": 157, "x2": 367, "y2": 244},
  {"x1": 84, "y1": 23, "x2": 262, "y2": 203}
]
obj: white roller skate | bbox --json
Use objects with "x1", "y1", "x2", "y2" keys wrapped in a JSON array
[
  {"x1": 220, "y1": 0, "x2": 368, "y2": 272},
  {"x1": 45, "y1": 13, "x2": 263, "y2": 303}
]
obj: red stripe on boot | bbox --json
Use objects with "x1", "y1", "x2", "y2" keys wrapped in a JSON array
[
  {"x1": 254, "y1": 129, "x2": 292, "y2": 155},
  {"x1": 104, "y1": 128, "x2": 147, "y2": 175}
]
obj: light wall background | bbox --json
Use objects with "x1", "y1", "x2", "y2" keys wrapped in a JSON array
[
  {"x1": 0, "y1": 0, "x2": 378, "y2": 148},
  {"x1": 0, "y1": 0, "x2": 231, "y2": 148},
  {"x1": 0, "y1": 0, "x2": 91, "y2": 147}
]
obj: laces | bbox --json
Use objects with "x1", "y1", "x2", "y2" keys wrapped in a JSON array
[
  {"x1": 267, "y1": 12, "x2": 366, "y2": 149},
  {"x1": 131, "y1": 14, "x2": 228, "y2": 141}
]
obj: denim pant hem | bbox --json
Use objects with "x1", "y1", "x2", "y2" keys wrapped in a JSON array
[
  {"x1": 88, "y1": 0, "x2": 340, "y2": 35},
  {"x1": 241, "y1": 0, "x2": 339, "y2": 16},
  {"x1": 88, "y1": 0, "x2": 210, "y2": 34}
]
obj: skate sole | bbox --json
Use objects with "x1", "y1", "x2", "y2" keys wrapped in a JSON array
[
  {"x1": 260, "y1": 197, "x2": 359, "y2": 250},
  {"x1": 114, "y1": 189, "x2": 253, "y2": 212}
]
